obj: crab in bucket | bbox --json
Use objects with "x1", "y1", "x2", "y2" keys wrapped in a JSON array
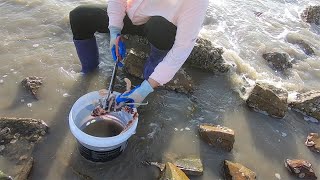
[{"x1": 90, "y1": 78, "x2": 139, "y2": 131}]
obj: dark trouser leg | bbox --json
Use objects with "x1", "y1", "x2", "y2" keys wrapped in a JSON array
[
  {"x1": 69, "y1": 5, "x2": 144, "y2": 40},
  {"x1": 143, "y1": 16, "x2": 177, "y2": 79},
  {"x1": 69, "y1": 5, "x2": 145, "y2": 73}
]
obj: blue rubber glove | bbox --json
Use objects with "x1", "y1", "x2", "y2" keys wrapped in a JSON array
[
  {"x1": 116, "y1": 80, "x2": 154, "y2": 108},
  {"x1": 109, "y1": 26, "x2": 126, "y2": 67}
]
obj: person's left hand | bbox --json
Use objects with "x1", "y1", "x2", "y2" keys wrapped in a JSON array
[{"x1": 116, "y1": 80, "x2": 154, "y2": 108}]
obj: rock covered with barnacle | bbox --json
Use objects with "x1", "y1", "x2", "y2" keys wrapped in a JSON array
[
  {"x1": 284, "y1": 159, "x2": 317, "y2": 179},
  {"x1": 21, "y1": 76, "x2": 43, "y2": 99}
]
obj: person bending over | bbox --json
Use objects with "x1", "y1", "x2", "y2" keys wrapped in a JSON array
[{"x1": 69, "y1": 0, "x2": 209, "y2": 106}]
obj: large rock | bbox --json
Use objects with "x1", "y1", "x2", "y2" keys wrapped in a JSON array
[
  {"x1": 223, "y1": 160, "x2": 256, "y2": 180},
  {"x1": 301, "y1": 6, "x2": 320, "y2": 25},
  {"x1": 21, "y1": 76, "x2": 43, "y2": 99},
  {"x1": 246, "y1": 83, "x2": 288, "y2": 118},
  {"x1": 285, "y1": 159, "x2": 317, "y2": 179},
  {"x1": 186, "y1": 38, "x2": 230, "y2": 73},
  {"x1": 0, "y1": 117, "x2": 48, "y2": 179},
  {"x1": 262, "y1": 52, "x2": 292, "y2": 71},
  {"x1": 305, "y1": 133, "x2": 320, "y2": 153},
  {"x1": 124, "y1": 49, "x2": 194, "y2": 94},
  {"x1": 123, "y1": 34, "x2": 230, "y2": 73},
  {"x1": 198, "y1": 124, "x2": 235, "y2": 152},
  {"x1": 289, "y1": 91, "x2": 320, "y2": 121},
  {"x1": 159, "y1": 162, "x2": 190, "y2": 180}
]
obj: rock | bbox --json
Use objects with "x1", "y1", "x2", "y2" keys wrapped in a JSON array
[
  {"x1": 0, "y1": 117, "x2": 48, "y2": 145},
  {"x1": 174, "y1": 156, "x2": 203, "y2": 176},
  {"x1": 289, "y1": 91, "x2": 320, "y2": 121},
  {"x1": 123, "y1": 35, "x2": 230, "y2": 73},
  {"x1": 301, "y1": 6, "x2": 320, "y2": 25},
  {"x1": 124, "y1": 49, "x2": 194, "y2": 94},
  {"x1": 159, "y1": 162, "x2": 190, "y2": 180},
  {"x1": 163, "y1": 68, "x2": 194, "y2": 94},
  {"x1": 143, "y1": 156, "x2": 203, "y2": 176},
  {"x1": 305, "y1": 133, "x2": 320, "y2": 153},
  {"x1": 15, "y1": 157, "x2": 33, "y2": 180},
  {"x1": 198, "y1": 124, "x2": 235, "y2": 151},
  {"x1": 0, "y1": 117, "x2": 48, "y2": 179},
  {"x1": 21, "y1": 76, "x2": 43, "y2": 99},
  {"x1": 0, "y1": 170, "x2": 12, "y2": 180},
  {"x1": 186, "y1": 38, "x2": 230, "y2": 73},
  {"x1": 246, "y1": 83, "x2": 288, "y2": 118},
  {"x1": 262, "y1": 52, "x2": 292, "y2": 71},
  {"x1": 295, "y1": 40, "x2": 315, "y2": 56},
  {"x1": 223, "y1": 160, "x2": 256, "y2": 180},
  {"x1": 284, "y1": 159, "x2": 317, "y2": 179}
]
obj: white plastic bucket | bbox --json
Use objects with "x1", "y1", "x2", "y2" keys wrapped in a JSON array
[{"x1": 69, "y1": 91, "x2": 138, "y2": 162}]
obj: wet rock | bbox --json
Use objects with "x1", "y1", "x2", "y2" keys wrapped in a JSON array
[
  {"x1": 284, "y1": 159, "x2": 317, "y2": 179},
  {"x1": 198, "y1": 124, "x2": 235, "y2": 151},
  {"x1": 223, "y1": 160, "x2": 256, "y2": 180},
  {"x1": 174, "y1": 156, "x2": 203, "y2": 176},
  {"x1": 0, "y1": 117, "x2": 48, "y2": 179},
  {"x1": 159, "y1": 162, "x2": 190, "y2": 180},
  {"x1": 289, "y1": 91, "x2": 320, "y2": 121},
  {"x1": 143, "y1": 156, "x2": 203, "y2": 176},
  {"x1": 295, "y1": 40, "x2": 315, "y2": 56},
  {"x1": 186, "y1": 38, "x2": 230, "y2": 73},
  {"x1": 0, "y1": 170, "x2": 12, "y2": 180},
  {"x1": 124, "y1": 49, "x2": 194, "y2": 94},
  {"x1": 15, "y1": 157, "x2": 33, "y2": 180},
  {"x1": 301, "y1": 6, "x2": 320, "y2": 25},
  {"x1": 21, "y1": 76, "x2": 43, "y2": 99},
  {"x1": 0, "y1": 117, "x2": 48, "y2": 145},
  {"x1": 305, "y1": 133, "x2": 320, "y2": 153},
  {"x1": 123, "y1": 35, "x2": 230, "y2": 73},
  {"x1": 246, "y1": 83, "x2": 288, "y2": 118},
  {"x1": 163, "y1": 68, "x2": 194, "y2": 94},
  {"x1": 262, "y1": 52, "x2": 292, "y2": 71}
]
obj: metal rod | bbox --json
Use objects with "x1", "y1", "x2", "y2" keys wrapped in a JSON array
[{"x1": 104, "y1": 60, "x2": 118, "y2": 109}]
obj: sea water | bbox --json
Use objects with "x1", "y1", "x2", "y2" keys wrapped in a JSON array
[{"x1": 81, "y1": 117, "x2": 124, "y2": 137}]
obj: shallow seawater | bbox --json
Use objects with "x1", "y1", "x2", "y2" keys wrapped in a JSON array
[{"x1": 0, "y1": 0, "x2": 320, "y2": 180}]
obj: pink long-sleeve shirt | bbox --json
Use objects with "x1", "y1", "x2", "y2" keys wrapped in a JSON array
[{"x1": 108, "y1": 0, "x2": 209, "y2": 85}]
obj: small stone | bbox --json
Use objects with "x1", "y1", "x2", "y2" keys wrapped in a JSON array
[
  {"x1": 63, "y1": 93, "x2": 70, "y2": 97},
  {"x1": 33, "y1": 44, "x2": 39, "y2": 47},
  {"x1": 27, "y1": 103, "x2": 32, "y2": 107},
  {"x1": 285, "y1": 159, "x2": 317, "y2": 179},
  {"x1": 10, "y1": 139, "x2": 17, "y2": 144},
  {"x1": 174, "y1": 128, "x2": 178, "y2": 131},
  {"x1": 275, "y1": 173, "x2": 281, "y2": 179},
  {"x1": 10, "y1": 69, "x2": 14, "y2": 71},
  {"x1": 185, "y1": 127, "x2": 191, "y2": 131},
  {"x1": 21, "y1": 99, "x2": 25, "y2": 102},
  {"x1": 0, "y1": 79, "x2": 3, "y2": 84},
  {"x1": 2, "y1": 75, "x2": 8, "y2": 78}
]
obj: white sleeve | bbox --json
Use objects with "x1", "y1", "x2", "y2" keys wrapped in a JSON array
[
  {"x1": 107, "y1": 0, "x2": 127, "y2": 29},
  {"x1": 149, "y1": 1, "x2": 209, "y2": 85}
]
